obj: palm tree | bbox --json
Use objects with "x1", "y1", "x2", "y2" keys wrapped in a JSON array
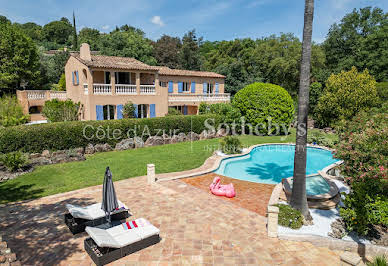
[{"x1": 290, "y1": 0, "x2": 315, "y2": 221}]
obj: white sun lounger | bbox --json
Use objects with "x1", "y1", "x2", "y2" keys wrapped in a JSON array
[
  {"x1": 64, "y1": 201, "x2": 130, "y2": 234},
  {"x1": 84, "y1": 218, "x2": 161, "y2": 266}
]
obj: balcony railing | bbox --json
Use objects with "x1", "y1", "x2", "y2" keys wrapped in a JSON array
[
  {"x1": 93, "y1": 84, "x2": 112, "y2": 95},
  {"x1": 115, "y1": 84, "x2": 137, "y2": 95},
  {"x1": 26, "y1": 90, "x2": 67, "y2": 101},
  {"x1": 168, "y1": 93, "x2": 231, "y2": 103},
  {"x1": 140, "y1": 85, "x2": 156, "y2": 95}
]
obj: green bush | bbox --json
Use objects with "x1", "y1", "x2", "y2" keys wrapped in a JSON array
[
  {"x1": 57, "y1": 73, "x2": 66, "y2": 91},
  {"x1": 0, "y1": 95, "x2": 29, "y2": 127},
  {"x1": 276, "y1": 204, "x2": 303, "y2": 229},
  {"x1": 219, "y1": 136, "x2": 242, "y2": 154},
  {"x1": 367, "y1": 256, "x2": 387, "y2": 266},
  {"x1": 0, "y1": 114, "x2": 222, "y2": 153},
  {"x1": 307, "y1": 130, "x2": 336, "y2": 148},
  {"x1": 0, "y1": 151, "x2": 29, "y2": 172},
  {"x1": 166, "y1": 107, "x2": 182, "y2": 116},
  {"x1": 314, "y1": 67, "x2": 379, "y2": 128},
  {"x1": 336, "y1": 105, "x2": 388, "y2": 235},
  {"x1": 232, "y1": 82, "x2": 294, "y2": 135},
  {"x1": 309, "y1": 82, "x2": 323, "y2": 113},
  {"x1": 376, "y1": 82, "x2": 388, "y2": 104},
  {"x1": 42, "y1": 99, "x2": 80, "y2": 122},
  {"x1": 123, "y1": 101, "x2": 136, "y2": 118},
  {"x1": 199, "y1": 103, "x2": 241, "y2": 124}
]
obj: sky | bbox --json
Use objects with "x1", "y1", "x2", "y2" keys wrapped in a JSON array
[{"x1": 1, "y1": 0, "x2": 387, "y2": 43}]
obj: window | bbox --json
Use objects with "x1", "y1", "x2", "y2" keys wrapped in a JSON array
[
  {"x1": 207, "y1": 83, "x2": 214, "y2": 94},
  {"x1": 72, "y1": 71, "x2": 79, "y2": 85},
  {"x1": 104, "y1": 72, "x2": 111, "y2": 84},
  {"x1": 137, "y1": 104, "x2": 148, "y2": 118},
  {"x1": 182, "y1": 82, "x2": 189, "y2": 92},
  {"x1": 159, "y1": 81, "x2": 167, "y2": 87},
  {"x1": 115, "y1": 72, "x2": 131, "y2": 84},
  {"x1": 103, "y1": 105, "x2": 115, "y2": 120}
]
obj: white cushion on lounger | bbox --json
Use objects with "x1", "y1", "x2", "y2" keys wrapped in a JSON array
[
  {"x1": 66, "y1": 200, "x2": 128, "y2": 220},
  {"x1": 85, "y1": 218, "x2": 159, "y2": 248}
]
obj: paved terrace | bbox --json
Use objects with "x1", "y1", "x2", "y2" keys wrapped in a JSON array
[{"x1": 0, "y1": 176, "x2": 342, "y2": 265}]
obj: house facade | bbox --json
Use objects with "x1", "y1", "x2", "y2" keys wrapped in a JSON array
[{"x1": 17, "y1": 43, "x2": 230, "y2": 121}]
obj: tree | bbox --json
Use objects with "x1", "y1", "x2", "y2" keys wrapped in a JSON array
[
  {"x1": 0, "y1": 15, "x2": 10, "y2": 25},
  {"x1": 153, "y1": 35, "x2": 182, "y2": 69},
  {"x1": 14, "y1": 22, "x2": 43, "y2": 42},
  {"x1": 99, "y1": 28, "x2": 156, "y2": 65},
  {"x1": 122, "y1": 101, "x2": 135, "y2": 118},
  {"x1": 39, "y1": 50, "x2": 70, "y2": 85},
  {"x1": 0, "y1": 95, "x2": 29, "y2": 127},
  {"x1": 290, "y1": 0, "x2": 314, "y2": 221},
  {"x1": 314, "y1": 67, "x2": 378, "y2": 127},
  {"x1": 309, "y1": 82, "x2": 323, "y2": 114},
  {"x1": 42, "y1": 17, "x2": 73, "y2": 44},
  {"x1": 324, "y1": 7, "x2": 388, "y2": 81},
  {"x1": 0, "y1": 23, "x2": 41, "y2": 92},
  {"x1": 72, "y1": 11, "x2": 78, "y2": 49},
  {"x1": 180, "y1": 29, "x2": 202, "y2": 70},
  {"x1": 78, "y1": 27, "x2": 101, "y2": 50}
]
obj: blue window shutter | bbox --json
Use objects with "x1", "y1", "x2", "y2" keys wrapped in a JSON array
[
  {"x1": 203, "y1": 82, "x2": 207, "y2": 93},
  {"x1": 215, "y1": 83, "x2": 219, "y2": 94},
  {"x1": 117, "y1": 104, "x2": 123, "y2": 119},
  {"x1": 72, "y1": 72, "x2": 75, "y2": 85},
  {"x1": 76, "y1": 71, "x2": 79, "y2": 85},
  {"x1": 96, "y1": 105, "x2": 103, "y2": 120},
  {"x1": 191, "y1": 82, "x2": 196, "y2": 93},
  {"x1": 168, "y1": 81, "x2": 173, "y2": 93},
  {"x1": 183, "y1": 106, "x2": 188, "y2": 115},
  {"x1": 178, "y1": 82, "x2": 183, "y2": 93},
  {"x1": 150, "y1": 104, "x2": 156, "y2": 118},
  {"x1": 133, "y1": 104, "x2": 138, "y2": 118}
]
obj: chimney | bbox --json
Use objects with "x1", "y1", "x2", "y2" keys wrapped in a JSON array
[{"x1": 80, "y1": 43, "x2": 91, "y2": 61}]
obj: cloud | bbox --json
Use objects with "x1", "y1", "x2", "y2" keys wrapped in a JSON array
[
  {"x1": 151, "y1": 16, "x2": 165, "y2": 26},
  {"x1": 246, "y1": 0, "x2": 270, "y2": 8},
  {"x1": 101, "y1": 25, "x2": 110, "y2": 30}
]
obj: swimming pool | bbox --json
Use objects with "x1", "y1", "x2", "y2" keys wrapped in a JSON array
[{"x1": 214, "y1": 144, "x2": 340, "y2": 185}]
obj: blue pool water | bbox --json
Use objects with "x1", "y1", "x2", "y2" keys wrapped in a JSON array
[
  {"x1": 214, "y1": 144, "x2": 340, "y2": 185},
  {"x1": 291, "y1": 175, "x2": 331, "y2": 195}
]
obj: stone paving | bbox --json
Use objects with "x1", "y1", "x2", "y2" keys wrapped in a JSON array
[{"x1": 0, "y1": 176, "x2": 342, "y2": 265}]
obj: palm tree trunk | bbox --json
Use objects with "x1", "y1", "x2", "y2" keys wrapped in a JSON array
[{"x1": 290, "y1": 0, "x2": 314, "y2": 221}]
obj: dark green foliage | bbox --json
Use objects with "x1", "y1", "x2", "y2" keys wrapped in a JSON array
[
  {"x1": 336, "y1": 106, "x2": 388, "y2": 235},
  {"x1": 57, "y1": 73, "x2": 66, "y2": 91},
  {"x1": 180, "y1": 30, "x2": 202, "y2": 70},
  {"x1": 72, "y1": 12, "x2": 77, "y2": 49},
  {"x1": 0, "y1": 95, "x2": 29, "y2": 127},
  {"x1": 42, "y1": 99, "x2": 80, "y2": 122},
  {"x1": 166, "y1": 108, "x2": 182, "y2": 116},
  {"x1": 42, "y1": 17, "x2": 73, "y2": 44},
  {"x1": 307, "y1": 130, "x2": 336, "y2": 148},
  {"x1": 309, "y1": 82, "x2": 323, "y2": 113},
  {"x1": 276, "y1": 204, "x2": 303, "y2": 229},
  {"x1": 0, "y1": 151, "x2": 29, "y2": 172},
  {"x1": 198, "y1": 102, "x2": 241, "y2": 130},
  {"x1": 0, "y1": 23, "x2": 41, "y2": 91},
  {"x1": 153, "y1": 35, "x2": 182, "y2": 69},
  {"x1": 219, "y1": 136, "x2": 242, "y2": 154},
  {"x1": 123, "y1": 101, "x2": 136, "y2": 118},
  {"x1": 376, "y1": 82, "x2": 388, "y2": 104},
  {"x1": 324, "y1": 7, "x2": 388, "y2": 81},
  {"x1": 14, "y1": 22, "x2": 43, "y2": 42},
  {"x1": 0, "y1": 114, "x2": 221, "y2": 153},
  {"x1": 78, "y1": 27, "x2": 101, "y2": 50},
  {"x1": 233, "y1": 82, "x2": 294, "y2": 134}
]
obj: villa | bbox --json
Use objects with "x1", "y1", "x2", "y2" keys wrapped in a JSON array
[{"x1": 16, "y1": 43, "x2": 230, "y2": 122}]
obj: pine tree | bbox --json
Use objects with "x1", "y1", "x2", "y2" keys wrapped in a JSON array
[{"x1": 72, "y1": 11, "x2": 78, "y2": 49}]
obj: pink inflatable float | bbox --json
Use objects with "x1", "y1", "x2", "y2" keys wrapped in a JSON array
[{"x1": 209, "y1": 176, "x2": 236, "y2": 198}]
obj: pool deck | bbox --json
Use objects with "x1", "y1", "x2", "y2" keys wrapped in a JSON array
[
  {"x1": 182, "y1": 173, "x2": 275, "y2": 217},
  {"x1": 0, "y1": 175, "x2": 344, "y2": 265}
]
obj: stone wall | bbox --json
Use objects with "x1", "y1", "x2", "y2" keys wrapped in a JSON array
[{"x1": 0, "y1": 235, "x2": 20, "y2": 266}]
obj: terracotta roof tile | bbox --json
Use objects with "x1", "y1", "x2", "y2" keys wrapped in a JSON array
[{"x1": 73, "y1": 55, "x2": 225, "y2": 78}]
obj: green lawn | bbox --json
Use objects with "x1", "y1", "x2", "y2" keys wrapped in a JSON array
[{"x1": 0, "y1": 129, "x2": 336, "y2": 204}]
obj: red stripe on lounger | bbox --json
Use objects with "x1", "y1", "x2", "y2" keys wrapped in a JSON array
[
  {"x1": 126, "y1": 221, "x2": 131, "y2": 229},
  {"x1": 132, "y1": 221, "x2": 138, "y2": 228}
]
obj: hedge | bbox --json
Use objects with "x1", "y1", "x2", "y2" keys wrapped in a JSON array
[{"x1": 0, "y1": 114, "x2": 221, "y2": 153}]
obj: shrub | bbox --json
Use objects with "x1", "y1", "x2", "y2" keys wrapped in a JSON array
[
  {"x1": 314, "y1": 67, "x2": 379, "y2": 128},
  {"x1": 232, "y1": 82, "x2": 294, "y2": 135},
  {"x1": 367, "y1": 256, "x2": 387, "y2": 266},
  {"x1": 219, "y1": 136, "x2": 242, "y2": 154},
  {"x1": 199, "y1": 103, "x2": 241, "y2": 131},
  {"x1": 307, "y1": 130, "x2": 336, "y2": 148},
  {"x1": 166, "y1": 107, "x2": 182, "y2": 116},
  {"x1": 376, "y1": 82, "x2": 388, "y2": 104},
  {"x1": 0, "y1": 114, "x2": 222, "y2": 153},
  {"x1": 122, "y1": 101, "x2": 136, "y2": 118},
  {"x1": 57, "y1": 73, "x2": 66, "y2": 91},
  {"x1": 336, "y1": 106, "x2": 388, "y2": 235},
  {"x1": 309, "y1": 82, "x2": 323, "y2": 113},
  {"x1": 276, "y1": 204, "x2": 303, "y2": 229},
  {"x1": 42, "y1": 99, "x2": 80, "y2": 122},
  {"x1": 0, "y1": 151, "x2": 29, "y2": 172},
  {"x1": 0, "y1": 95, "x2": 29, "y2": 127}
]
